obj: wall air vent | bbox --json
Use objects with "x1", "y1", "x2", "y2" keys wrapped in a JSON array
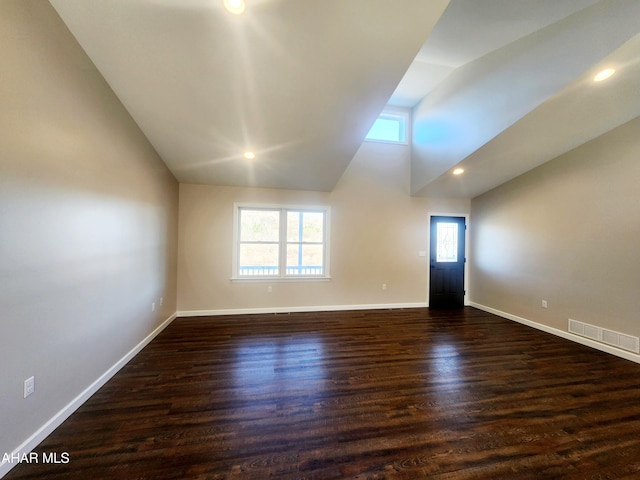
[{"x1": 569, "y1": 319, "x2": 639, "y2": 354}]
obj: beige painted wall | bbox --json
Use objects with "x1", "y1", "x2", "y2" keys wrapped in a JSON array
[
  {"x1": 178, "y1": 141, "x2": 470, "y2": 313},
  {"x1": 0, "y1": 0, "x2": 178, "y2": 461},
  {"x1": 470, "y1": 117, "x2": 640, "y2": 338}
]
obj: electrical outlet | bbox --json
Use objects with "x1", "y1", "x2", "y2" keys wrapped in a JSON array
[
  {"x1": 159, "y1": 296, "x2": 164, "y2": 306},
  {"x1": 382, "y1": 284, "x2": 387, "y2": 291},
  {"x1": 541, "y1": 300, "x2": 548, "y2": 308},
  {"x1": 267, "y1": 285, "x2": 273, "y2": 293},
  {"x1": 24, "y1": 376, "x2": 34, "y2": 398},
  {"x1": 152, "y1": 302, "x2": 156, "y2": 312}
]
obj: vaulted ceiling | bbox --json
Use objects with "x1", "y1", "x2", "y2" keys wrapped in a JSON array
[{"x1": 50, "y1": 0, "x2": 640, "y2": 198}]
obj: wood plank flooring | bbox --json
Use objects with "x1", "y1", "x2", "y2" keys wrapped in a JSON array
[{"x1": 6, "y1": 307, "x2": 640, "y2": 479}]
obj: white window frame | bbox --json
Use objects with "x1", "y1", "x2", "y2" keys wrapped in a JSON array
[
  {"x1": 365, "y1": 107, "x2": 410, "y2": 145},
  {"x1": 232, "y1": 203, "x2": 331, "y2": 281}
]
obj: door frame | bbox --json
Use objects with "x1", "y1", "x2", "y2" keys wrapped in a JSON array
[{"x1": 427, "y1": 212, "x2": 470, "y2": 307}]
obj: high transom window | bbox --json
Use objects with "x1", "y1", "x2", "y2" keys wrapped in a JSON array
[
  {"x1": 234, "y1": 205, "x2": 330, "y2": 279},
  {"x1": 365, "y1": 110, "x2": 409, "y2": 145}
]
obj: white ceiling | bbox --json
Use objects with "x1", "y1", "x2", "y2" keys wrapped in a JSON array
[
  {"x1": 50, "y1": 0, "x2": 640, "y2": 198},
  {"x1": 388, "y1": 0, "x2": 602, "y2": 107},
  {"x1": 405, "y1": 0, "x2": 640, "y2": 197},
  {"x1": 49, "y1": 0, "x2": 448, "y2": 191}
]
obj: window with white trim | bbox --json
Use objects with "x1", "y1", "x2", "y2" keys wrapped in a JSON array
[
  {"x1": 234, "y1": 205, "x2": 329, "y2": 279},
  {"x1": 365, "y1": 109, "x2": 409, "y2": 144}
]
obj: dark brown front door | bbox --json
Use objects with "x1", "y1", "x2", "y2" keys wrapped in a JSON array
[{"x1": 429, "y1": 216, "x2": 465, "y2": 308}]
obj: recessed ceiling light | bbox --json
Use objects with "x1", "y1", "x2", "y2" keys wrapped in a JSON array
[
  {"x1": 594, "y1": 68, "x2": 615, "y2": 82},
  {"x1": 243, "y1": 151, "x2": 255, "y2": 160},
  {"x1": 453, "y1": 168, "x2": 464, "y2": 175},
  {"x1": 224, "y1": 0, "x2": 245, "y2": 15}
]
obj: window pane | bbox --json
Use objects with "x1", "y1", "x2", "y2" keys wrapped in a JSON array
[
  {"x1": 287, "y1": 211, "x2": 324, "y2": 243},
  {"x1": 286, "y1": 211, "x2": 301, "y2": 242},
  {"x1": 240, "y1": 209, "x2": 279, "y2": 242},
  {"x1": 365, "y1": 114, "x2": 406, "y2": 143},
  {"x1": 366, "y1": 118, "x2": 400, "y2": 142},
  {"x1": 239, "y1": 244, "x2": 279, "y2": 276},
  {"x1": 286, "y1": 244, "x2": 324, "y2": 276},
  {"x1": 436, "y1": 222, "x2": 458, "y2": 262}
]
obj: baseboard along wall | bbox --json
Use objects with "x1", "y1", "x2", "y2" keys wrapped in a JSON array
[
  {"x1": 177, "y1": 302, "x2": 429, "y2": 317},
  {"x1": 1, "y1": 313, "x2": 177, "y2": 479},
  {"x1": 470, "y1": 302, "x2": 640, "y2": 365}
]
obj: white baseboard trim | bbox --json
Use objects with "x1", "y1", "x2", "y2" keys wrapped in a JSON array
[
  {"x1": 470, "y1": 302, "x2": 640, "y2": 365},
  {"x1": 177, "y1": 302, "x2": 429, "y2": 318},
  {"x1": 0, "y1": 312, "x2": 177, "y2": 479}
]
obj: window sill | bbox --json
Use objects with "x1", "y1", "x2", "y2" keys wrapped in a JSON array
[
  {"x1": 363, "y1": 138, "x2": 408, "y2": 146},
  {"x1": 230, "y1": 276, "x2": 332, "y2": 283}
]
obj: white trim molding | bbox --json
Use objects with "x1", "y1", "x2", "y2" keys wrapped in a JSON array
[
  {"x1": 0, "y1": 313, "x2": 178, "y2": 479},
  {"x1": 470, "y1": 302, "x2": 640, "y2": 365},
  {"x1": 232, "y1": 203, "x2": 331, "y2": 281},
  {"x1": 178, "y1": 302, "x2": 429, "y2": 318}
]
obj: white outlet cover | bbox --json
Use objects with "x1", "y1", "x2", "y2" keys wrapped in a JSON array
[{"x1": 24, "y1": 376, "x2": 34, "y2": 398}]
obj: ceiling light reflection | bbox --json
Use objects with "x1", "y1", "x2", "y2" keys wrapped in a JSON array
[{"x1": 594, "y1": 68, "x2": 615, "y2": 82}]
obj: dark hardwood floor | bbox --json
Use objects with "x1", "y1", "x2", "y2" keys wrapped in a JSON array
[{"x1": 6, "y1": 307, "x2": 640, "y2": 479}]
